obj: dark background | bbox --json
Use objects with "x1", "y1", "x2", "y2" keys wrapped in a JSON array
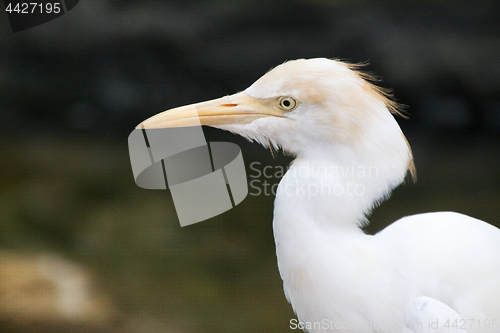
[{"x1": 0, "y1": 1, "x2": 499, "y2": 332}]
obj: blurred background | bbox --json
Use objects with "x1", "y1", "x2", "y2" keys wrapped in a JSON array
[{"x1": 0, "y1": 0, "x2": 499, "y2": 332}]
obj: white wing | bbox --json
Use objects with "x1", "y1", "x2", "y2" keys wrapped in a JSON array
[{"x1": 377, "y1": 212, "x2": 500, "y2": 322}]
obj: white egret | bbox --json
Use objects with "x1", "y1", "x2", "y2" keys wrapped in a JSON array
[{"x1": 138, "y1": 58, "x2": 500, "y2": 332}]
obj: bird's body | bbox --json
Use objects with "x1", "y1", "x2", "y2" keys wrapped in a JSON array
[
  {"x1": 139, "y1": 58, "x2": 500, "y2": 332},
  {"x1": 273, "y1": 159, "x2": 500, "y2": 333}
]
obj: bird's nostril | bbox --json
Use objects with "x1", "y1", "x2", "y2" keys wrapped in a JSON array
[{"x1": 220, "y1": 104, "x2": 238, "y2": 107}]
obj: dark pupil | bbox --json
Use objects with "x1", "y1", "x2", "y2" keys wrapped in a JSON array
[{"x1": 283, "y1": 100, "x2": 291, "y2": 107}]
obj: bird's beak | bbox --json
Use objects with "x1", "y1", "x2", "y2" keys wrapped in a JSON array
[{"x1": 137, "y1": 92, "x2": 285, "y2": 129}]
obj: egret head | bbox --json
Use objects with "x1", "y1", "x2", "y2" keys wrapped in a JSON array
[{"x1": 138, "y1": 58, "x2": 414, "y2": 179}]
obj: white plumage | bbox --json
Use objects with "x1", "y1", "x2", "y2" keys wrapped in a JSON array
[{"x1": 139, "y1": 58, "x2": 500, "y2": 332}]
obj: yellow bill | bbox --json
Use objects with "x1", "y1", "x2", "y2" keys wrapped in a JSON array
[{"x1": 137, "y1": 92, "x2": 288, "y2": 129}]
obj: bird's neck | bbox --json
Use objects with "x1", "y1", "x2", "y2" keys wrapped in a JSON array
[
  {"x1": 272, "y1": 147, "x2": 409, "y2": 324},
  {"x1": 271, "y1": 104, "x2": 412, "y2": 232},
  {"x1": 275, "y1": 143, "x2": 407, "y2": 232}
]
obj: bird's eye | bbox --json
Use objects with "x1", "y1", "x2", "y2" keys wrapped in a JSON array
[{"x1": 279, "y1": 97, "x2": 298, "y2": 111}]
